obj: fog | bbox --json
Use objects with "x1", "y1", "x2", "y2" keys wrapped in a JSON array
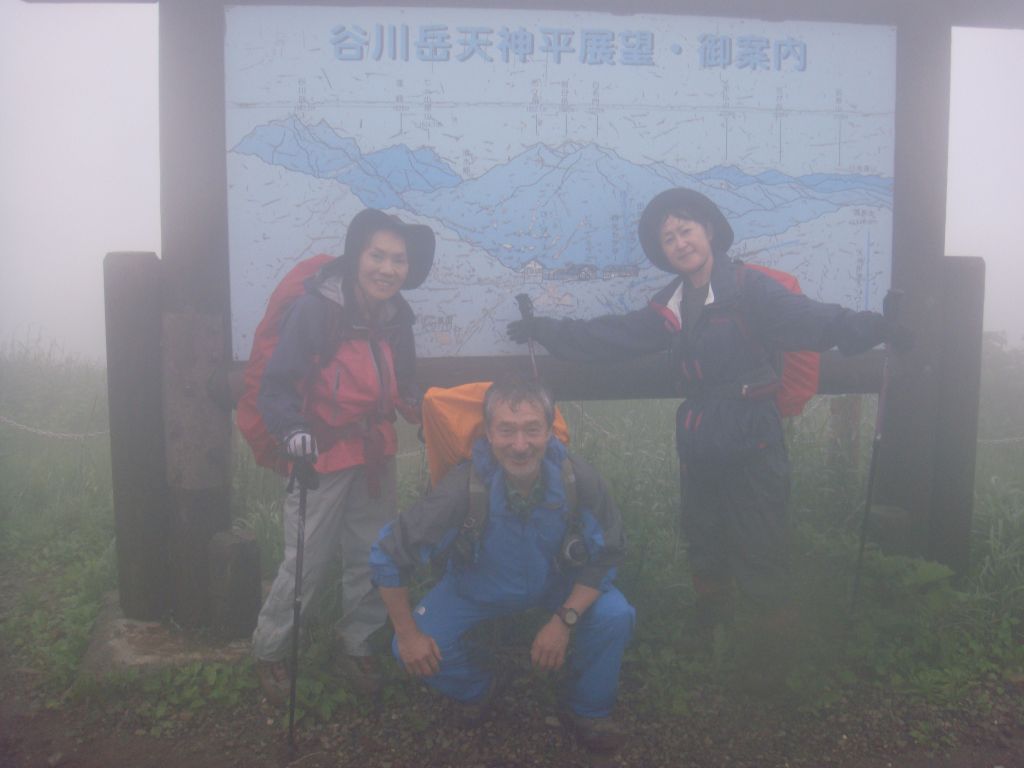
[
  {"x1": 1, "y1": 1, "x2": 1022, "y2": 362},
  {"x1": 0, "y1": 0, "x2": 159, "y2": 362}
]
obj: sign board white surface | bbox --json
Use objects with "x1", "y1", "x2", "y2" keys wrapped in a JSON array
[{"x1": 225, "y1": 6, "x2": 895, "y2": 360}]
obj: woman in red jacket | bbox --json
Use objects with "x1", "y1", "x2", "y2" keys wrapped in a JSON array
[{"x1": 252, "y1": 208, "x2": 434, "y2": 704}]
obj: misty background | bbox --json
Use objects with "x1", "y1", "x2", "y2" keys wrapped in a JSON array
[{"x1": 1, "y1": 0, "x2": 1022, "y2": 363}]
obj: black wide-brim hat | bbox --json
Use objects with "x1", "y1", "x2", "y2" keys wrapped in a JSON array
[
  {"x1": 638, "y1": 188, "x2": 735, "y2": 273},
  {"x1": 342, "y1": 208, "x2": 436, "y2": 290}
]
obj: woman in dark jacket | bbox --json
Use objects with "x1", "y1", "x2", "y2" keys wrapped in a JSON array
[{"x1": 509, "y1": 188, "x2": 898, "y2": 637}]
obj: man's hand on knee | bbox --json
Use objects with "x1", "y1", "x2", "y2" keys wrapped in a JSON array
[
  {"x1": 530, "y1": 617, "x2": 570, "y2": 671},
  {"x1": 396, "y1": 627, "x2": 442, "y2": 677}
]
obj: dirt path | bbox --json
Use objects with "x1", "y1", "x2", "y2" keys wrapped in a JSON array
[
  {"x1": 3, "y1": 647, "x2": 1024, "y2": 768},
  {"x1": 2, "y1": 562, "x2": 1023, "y2": 768}
]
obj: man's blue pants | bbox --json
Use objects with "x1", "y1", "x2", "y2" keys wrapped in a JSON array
[{"x1": 393, "y1": 575, "x2": 634, "y2": 718}]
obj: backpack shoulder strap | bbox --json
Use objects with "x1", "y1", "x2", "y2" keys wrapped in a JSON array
[
  {"x1": 429, "y1": 463, "x2": 485, "y2": 571},
  {"x1": 560, "y1": 456, "x2": 578, "y2": 522},
  {"x1": 466, "y1": 464, "x2": 489, "y2": 536},
  {"x1": 459, "y1": 457, "x2": 578, "y2": 558}
]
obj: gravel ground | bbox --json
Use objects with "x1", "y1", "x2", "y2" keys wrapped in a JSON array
[{"x1": 3, "y1": 647, "x2": 1024, "y2": 768}]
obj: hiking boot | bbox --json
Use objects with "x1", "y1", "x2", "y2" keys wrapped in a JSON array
[
  {"x1": 559, "y1": 712, "x2": 626, "y2": 755},
  {"x1": 256, "y1": 659, "x2": 291, "y2": 707},
  {"x1": 334, "y1": 653, "x2": 382, "y2": 696}
]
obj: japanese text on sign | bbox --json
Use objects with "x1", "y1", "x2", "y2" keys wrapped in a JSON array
[
  {"x1": 329, "y1": 24, "x2": 808, "y2": 72},
  {"x1": 330, "y1": 24, "x2": 655, "y2": 66},
  {"x1": 698, "y1": 34, "x2": 808, "y2": 71}
]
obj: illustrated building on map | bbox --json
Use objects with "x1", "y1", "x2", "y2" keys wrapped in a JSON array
[
  {"x1": 548, "y1": 264, "x2": 598, "y2": 281},
  {"x1": 602, "y1": 265, "x2": 640, "y2": 278},
  {"x1": 521, "y1": 259, "x2": 544, "y2": 283},
  {"x1": 420, "y1": 314, "x2": 454, "y2": 332}
]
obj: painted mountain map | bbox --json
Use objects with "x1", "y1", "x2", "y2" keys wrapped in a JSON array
[{"x1": 225, "y1": 5, "x2": 895, "y2": 358}]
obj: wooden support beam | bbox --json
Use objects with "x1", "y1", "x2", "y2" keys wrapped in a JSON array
[
  {"x1": 928, "y1": 256, "x2": 985, "y2": 576},
  {"x1": 162, "y1": 310, "x2": 232, "y2": 628},
  {"x1": 208, "y1": 530, "x2": 262, "y2": 641},
  {"x1": 104, "y1": 251, "x2": 169, "y2": 620}
]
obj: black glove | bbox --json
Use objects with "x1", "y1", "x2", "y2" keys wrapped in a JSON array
[
  {"x1": 507, "y1": 318, "x2": 538, "y2": 344},
  {"x1": 882, "y1": 289, "x2": 903, "y2": 321},
  {"x1": 882, "y1": 317, "x2": 913, "y2": 354},
  {"x1": 880, "y1": 290, "x2": 911, "y2": 353}
]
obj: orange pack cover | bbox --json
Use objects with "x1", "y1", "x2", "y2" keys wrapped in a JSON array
[
  {"x1": 744, "y1": 264, "x2": 821, "y2": 418},
  {"x1": 421, "y1": 381, "x2": 570, "y2": 486}
]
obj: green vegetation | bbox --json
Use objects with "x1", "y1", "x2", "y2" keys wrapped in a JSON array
[
  {"x1": 0, "y1": 340, "x2": 114, "y2": 694},
  {"x1": 2, "y1": 334, "x2": 1023, "y2": 737}
]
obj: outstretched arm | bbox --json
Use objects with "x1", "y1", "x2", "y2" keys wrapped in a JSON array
[
  {"x1": 509, "y1": 304, "x2": 674, "y2": 363},
  {"x1": 743, "y1": 268, "x2": 893, "y2": 355}
]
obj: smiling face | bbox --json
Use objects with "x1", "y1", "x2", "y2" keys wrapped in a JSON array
[
  {"x1": 659, "y1": 214, "x2": 715, "y2": 286},
  {"x1": 485, "y1": 397, "x2": 552, "y2": 492},
  {"x1": 355, "y1": 229, "x2": 410, "y2": 307}
]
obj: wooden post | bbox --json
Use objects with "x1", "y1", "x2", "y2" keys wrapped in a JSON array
[
  {"x1": 162, "y1": 310, "x2": 232, "y2": 628},
  {"x1": 104, "y1": 251, "x2": 169, "y2": 620},
  {"x1": 868, "y1": 14, "x2": 951, "y2": 564},
  {"x1": 928, "y1": 257, "x2": 985, "y2": 576},
  {"x1": 208, "y1": 530, "x2": 262, "y2": 640},
  {"x1": 157, "y1": 0, "x2": 236, "y2": 631}
]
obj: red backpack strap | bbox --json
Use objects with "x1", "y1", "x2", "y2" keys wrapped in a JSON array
[
  {"x1": 738, "y1": 262, "x2": 820, "y2": 417},
  {"x1": 236, "y1": 254, "x2": 334, "y2": 474}
]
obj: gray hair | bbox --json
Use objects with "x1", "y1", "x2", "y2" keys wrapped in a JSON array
[{"x1": 483, "y1": 373, "x2": 555, "y2": 427}]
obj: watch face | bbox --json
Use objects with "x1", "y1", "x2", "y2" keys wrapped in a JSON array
[{"x1": 560, "y1": 607, "x2": 579, "y2": 626}]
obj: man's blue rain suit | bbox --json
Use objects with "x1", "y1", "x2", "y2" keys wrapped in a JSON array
[
  {"x1": 370, "y1": 437, "x2": 634, "y2": 719},
  {"x1": 521, "y1": 255, "x2": 888, "y2": 608}
]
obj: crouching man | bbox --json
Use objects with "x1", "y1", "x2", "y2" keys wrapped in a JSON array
[{"x1": 370, "y1": 374, "x2": 634, "y2": 755}]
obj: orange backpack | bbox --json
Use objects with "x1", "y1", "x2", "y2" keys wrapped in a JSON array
[
  {"x1": 742, "y1": 263, "x2": 820, "y2": 417},
  {"x1": 236, "y1": 254, "x2": 334, "y2": 475},
  {"x1": 420, "y1": 382, "x2": 571, "y2": 487}
]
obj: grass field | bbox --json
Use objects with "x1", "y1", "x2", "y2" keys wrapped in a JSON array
[{"x1": 1, "y1": 333, "x2": 1023, "y2": 729}]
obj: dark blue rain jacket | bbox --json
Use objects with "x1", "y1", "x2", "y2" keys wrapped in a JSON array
[{"x1": 526, "y1": 257, "x2": 886, "y2": 464}]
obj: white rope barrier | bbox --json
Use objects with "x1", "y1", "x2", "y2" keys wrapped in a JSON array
[
  {"x1": 0, "y1": 413, "x2": 109, "y2": 440},
  {"x1": 2, "y1": 411, "x2": 1022, "y2": 447}
]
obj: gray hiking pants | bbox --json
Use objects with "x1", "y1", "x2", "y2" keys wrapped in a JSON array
[{"x1": 251, "y1": 460, "x2": 396, "y2": 661}]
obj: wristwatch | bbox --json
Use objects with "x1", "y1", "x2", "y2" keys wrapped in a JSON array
[{"x1": 556, "y1": 606, "x2": 580, "y2": 628}]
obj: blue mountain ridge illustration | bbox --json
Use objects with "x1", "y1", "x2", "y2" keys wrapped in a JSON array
[{"x1": 233, "y1": 116, "x2": 893, "y2": 272}]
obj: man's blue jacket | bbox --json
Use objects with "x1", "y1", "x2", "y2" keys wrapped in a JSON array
[{"x1": 370, "y1": 437, "x2": 625, "y2": 603}]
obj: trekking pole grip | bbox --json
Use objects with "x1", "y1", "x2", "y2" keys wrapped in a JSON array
[
  {"x1": 291, "y1": 457, "x2": 320, "y2": 492},
  {"x1": 514, "y1": 293, "x2": 539, "y2": 380}
]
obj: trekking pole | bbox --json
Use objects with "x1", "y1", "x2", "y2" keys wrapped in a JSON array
[
  {"x1": 514, "y1": 293, "x2": 539, "y2": 380},
  {"x1": 287, "y1": 456, "x2": 319, "y2": 752},
  {"x1": 851, "y1": 290, "x2": 903, "y2": 611}
]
